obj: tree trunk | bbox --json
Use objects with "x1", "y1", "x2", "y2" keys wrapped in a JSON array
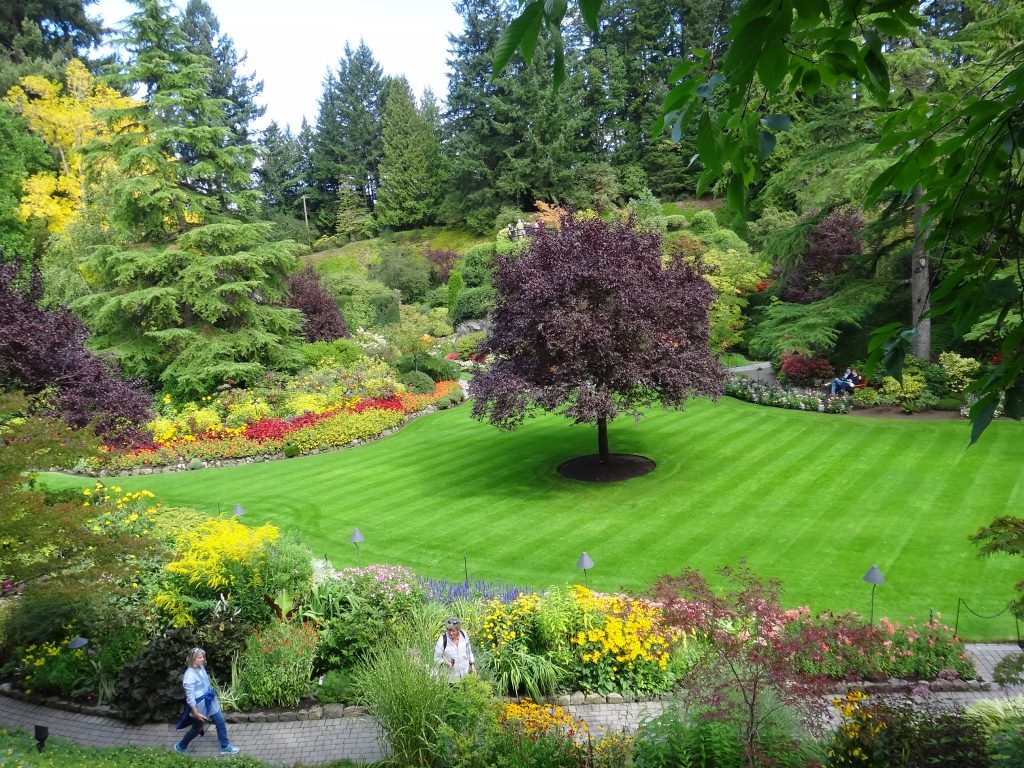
[
  {"x1": 911, "y1": 185, "x2": 932, "y2": 361},
  {"x1": 597, "y1": 416, "x2": 609, "y2": 464}
]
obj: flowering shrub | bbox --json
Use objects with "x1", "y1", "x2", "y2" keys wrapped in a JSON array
[
  {"x1": 237, "y1": 620, "x2": 318, "y2": 709},
  {"x1": 399, "y1": 380, "x2": 462, "y2": 413},
  {"x1": 18, "y1": 634, "x2": 90, "y2": 698},
  {"x1": 153, "y1": 518, "x2": 280, "y2": 626},
  {"x1": 570, "y1": 586, "x2": 679, "y2": 695},
  {"x1": 84, "y1": 483, "x2": 159, "y2": 539},
  {"x1": 787, "y1": 612, "x2": 975, "y2": 681},
  {"x1": 286, "y1": 407, "x2": 405, "y2": 452},
  {"x1": 779, "y1": 351, "x2": 834, "y2": 385},
  {"x1": 351, "y1": 396, "x2": 404, "y2": 413},
  {"x1": 478, "y1": 587, "x2": 680, "y2": 697},
  {"x1": 242, "y1": 410, "x2": 336, "y2": 441},
  {"x1": 336, "y1": 564, "x2": 424, "y2": 605},
  {"x1": 725, "y1": 376, "x2": 849, "y2": 414},
  {"x1": 503, "y1": 699, "x2": 589, "y2": 739},
  {"x1": 421, "y1": 577, "x2": 531, "y2": 605}
]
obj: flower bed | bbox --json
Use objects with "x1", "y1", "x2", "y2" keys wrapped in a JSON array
[
  {"x1": 725, "y1": 375, "x2": 850, "y2": 414},
  {"x1": 86, "y1": 381, "x2": 461, "y2": 471}
]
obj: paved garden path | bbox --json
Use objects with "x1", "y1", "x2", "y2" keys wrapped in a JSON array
[{"x1": 1, "y1": 644, "x2": 1022, "y2": 767}]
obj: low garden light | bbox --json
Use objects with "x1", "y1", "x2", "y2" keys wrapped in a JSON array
[
  {"x1": 577, "y1": 552, "x2": 594, "y2": 588},
  {"x1": 67, "y1": 637, "x2": 89, "y2": 650},
  {"x1": 351, "y1": 529, "x2": 365, "y2": 567},
  {"x1": 34, "y1": 725, "x2": 48, "y2": 752},
  {"x1": 863, "y1": 564, "x2": 885, "y2": 625}
]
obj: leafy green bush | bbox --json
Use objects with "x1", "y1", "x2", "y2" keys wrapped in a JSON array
[
  {"x1": 353, "y1": 642, "x2": 465, "y2": 767},
  {"x1": 665, "y1": 214, "x2": 687, "y2": 231},
  {"x1": 460, "y1": 244, "x2": 495, "y2": 288},
  {"x1": 455, "y1": 331, "x2": 487, "y2": 358},
  {"x1": 393, "y1": 353, "x2": 459, "y2": 382},
  {"x1": 632, "y1": 706, "x2": 742, "y2": 768},
  {"x1": 939, "y1": 351, "x2": 981, "y2": 394},
  {"x1": 434, "y1": 396, "x2": 451, "y2": 409},
  {"x1": 934, "y1": 397, "x2": 963, "y2": 411},
  {"x1": 238, "y1": 620, "x2": 318, "y2": 709},
  {"x1": 399, "y1": 370, "x2": 437, "y2": 394},
  {"x1": 689, "y1": 210, "x2": 718, "y2": 235},
  {"x1": 316, "y1": 668, "x2": 357, "y2": 703},
  {"x1": 991, "y1": 715, "x2": 1024, "y2": 768},
  {"x1": 369, "y1": 245, "x2": 432, "y2": 303},
  {"x1": 300, "y1": 338, "x2": 363, "y2": 369},
  {"x1": 451, "y1": 285, "x2": 494, "y2": 325},
  {"x1": 283, "y1": 444, "x2": 300, "y2": 458}
]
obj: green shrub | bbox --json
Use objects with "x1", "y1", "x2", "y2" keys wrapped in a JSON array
[
  {"x1": 447, "y1": 387, "x2": 465, "y2": 404},
  {"x1": 689, "y1": 209, "x2": 718, "y2": 235},
  {"x1": 434, "y1": 396, "x2": 451, "y2": 409},
  {"x1": 299, "y1": 338, "x2": 363, "y2": 369},
  {"x1": 188, "y1": 458, "x2": 203, "y2": 470},
  {"x1": 452, "y1": 285, "x2": 494, "y2": 325},
  {"x1": 353, "y1": 642, "x2": 464, "y2": 767},
  {"x1": 237, "y1": 620, "x2": 318, "y2": 709},
  {"x1": 393, "y1": 353, "x2": 459, "y2": 382},
  {"x1": 460, "y1": 244, "x2": 495, "y2": 288},
  {"x1": 665, "y1": 214, "x2": 687, "y2": 231},
  {"x1": 632, "y1": 706, "x2": 742, "y2": 768},
  {"x1": 934, "y1": 397, "x2": 963, "y2": 411},
  {"x1": 455, "y1": 331, "x2": 487, "y2": 358},
  {"x1": 283, "y1": 444, "x2": 300, "y2": 458},
  {"x1": 939, "y1": 351, "x2": 981, "y2": 394},
  {"x1": 316, "y1": 668, "x2": 357, "y2": 703},
  {"x1": 369, "y1": 245, "x2": 432, "y2": 303},
  {"x1": 399, "y1": 370, "x2": 436, "y2": 394},
  {"x1": 991, "y1": 715, "x2": 1024, "y2": 768}
]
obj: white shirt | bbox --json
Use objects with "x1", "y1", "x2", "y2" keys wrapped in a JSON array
[{"x1": 433, "y1": 630, "x2": 475, "y2": 681}]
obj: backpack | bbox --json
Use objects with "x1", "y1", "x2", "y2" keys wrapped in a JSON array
[{"x1": 441, "y1": 629, "x2": 468, "y2": 651}]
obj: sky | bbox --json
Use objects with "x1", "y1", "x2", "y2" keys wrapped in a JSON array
[{"x1": 90, "y1": 0, "x2": 464, "y2": 132}]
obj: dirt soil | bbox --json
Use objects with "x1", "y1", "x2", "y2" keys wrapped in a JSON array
[{"x1": 849, "y1": 406, "x2": 963, "y2": 420}]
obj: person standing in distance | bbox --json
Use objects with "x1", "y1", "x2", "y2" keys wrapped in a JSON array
[
  {"x1": 173, "y1": 647, "x2": 240, "y2": 755},
  {"x1": 434, "y1": 616, "x2": 476, "y2": 681}
]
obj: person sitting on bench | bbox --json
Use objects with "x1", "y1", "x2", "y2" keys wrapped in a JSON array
[{"x1": 830, "y1": 368, "x2": 855, "y2": 396}]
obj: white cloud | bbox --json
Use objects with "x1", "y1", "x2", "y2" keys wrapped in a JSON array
[{"x1": 92, "y1": 0, "x2": 462, "y2": 132}]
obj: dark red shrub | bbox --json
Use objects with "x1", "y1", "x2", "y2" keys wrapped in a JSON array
[
  {"x1": 286, "y1": 267, "x2": 349, "y2": 342},
  {"x1": 779, "y1": 208, "x2": 864, "y2": 303},
  {"x1": 424, "y1": 246, "x2": 460, "y2": 283},
  {"x1": 780, "y1": 351, "x2": 833, "y2": 385},
  {"x1": 0, "y1": 262, "x2": 152, "y2": 447}
]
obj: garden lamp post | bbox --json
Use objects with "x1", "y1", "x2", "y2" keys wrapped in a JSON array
[
  {"x1": 577, "y1": 552, "x2": 594, "y2": 588},
  {"x1": 351, "y1": 529, "x2": 365, "y2": 567},
  {"x1": 233, "y1": 504, "x2": 246, "y2": 518},
  {"x1": 34, "y1": 725, "x2": 48, "y2": 752},
  {"x1": 863, "y1": 564, "x2": 884, "y2": 625}
]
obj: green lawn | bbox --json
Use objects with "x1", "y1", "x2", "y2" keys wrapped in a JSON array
[{"x1": 40, "y1": 398, "x2": 1024, "y2": 641}]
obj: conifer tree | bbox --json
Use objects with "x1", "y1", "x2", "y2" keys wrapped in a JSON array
[
  {"x1": 374, "y1": 77, "x2": 444, "y2": 229},
  {"x1": 256, "y1": 120, "x2": 302, "y2": 214}
]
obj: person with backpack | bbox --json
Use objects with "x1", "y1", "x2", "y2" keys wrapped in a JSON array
[{"x1": 433, "y1": 616, "x2": 476, "y2": 681}]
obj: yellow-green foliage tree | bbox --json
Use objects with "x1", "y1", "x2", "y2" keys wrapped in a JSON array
[{"x1": 5, "y1": 59, "x2": 138, "y2": 232}]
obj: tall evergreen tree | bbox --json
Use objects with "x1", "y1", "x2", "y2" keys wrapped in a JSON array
[
  {"x1": 91, "y1": 0, "x2": 257, "y2": 241},
  {"x1": 309, "y1": 41, "x2": 385, "y2": 231},
  {"x1": 0, "y1": 0, "x2": 103, "y2": 54},
  {"x1": 374, "y1": 76, "x2": 444, "y2": 229},
  {"x1": 74, "y1": 0, "x2": 301, "y2": 396},
  {"x1": 256, "y1": 120, "x2": 302, "y2": 214}
]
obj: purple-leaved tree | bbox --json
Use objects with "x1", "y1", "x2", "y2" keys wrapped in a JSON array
[
  {"x1": 0, "y1": 263, "x2": 152, "y2": 446},
  {"x1": 470, "y1": 213, "x2": 726, "y2": 479}
]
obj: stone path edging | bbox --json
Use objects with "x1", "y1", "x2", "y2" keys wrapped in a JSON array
[{"x1": 1, "y1": 644, "x2": 1021, "y2": 766}]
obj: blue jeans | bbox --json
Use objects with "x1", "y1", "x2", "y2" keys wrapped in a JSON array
[{"x1": 179, "y1": 710, "x2": 229, "y2": 749}]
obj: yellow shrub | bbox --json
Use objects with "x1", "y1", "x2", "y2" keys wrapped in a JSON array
[
  {"x1": 283, "y1": 391, "x2": 329, "y2": 416},
  {"x1": 155, "y1": 518, "x2": 280, "y2": 626},
  {"x1": 880, "y1": 372, "x2": 926, "y2": 403},
  {"x1": 287, "y1": 408, "x2": 404, "y2": 452},
  {"x1": 225, "y1": 399, "x2": 272, "y2": 428}
]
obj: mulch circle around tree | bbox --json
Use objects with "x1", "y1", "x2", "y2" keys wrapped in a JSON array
[{"x1": 557, "y1": 454, "x2": 656, "y2": 483}]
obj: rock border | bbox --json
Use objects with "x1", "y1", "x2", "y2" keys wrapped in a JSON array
[{"x1": 2, "y1": 676, "x2": 993, "y2": 725}]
